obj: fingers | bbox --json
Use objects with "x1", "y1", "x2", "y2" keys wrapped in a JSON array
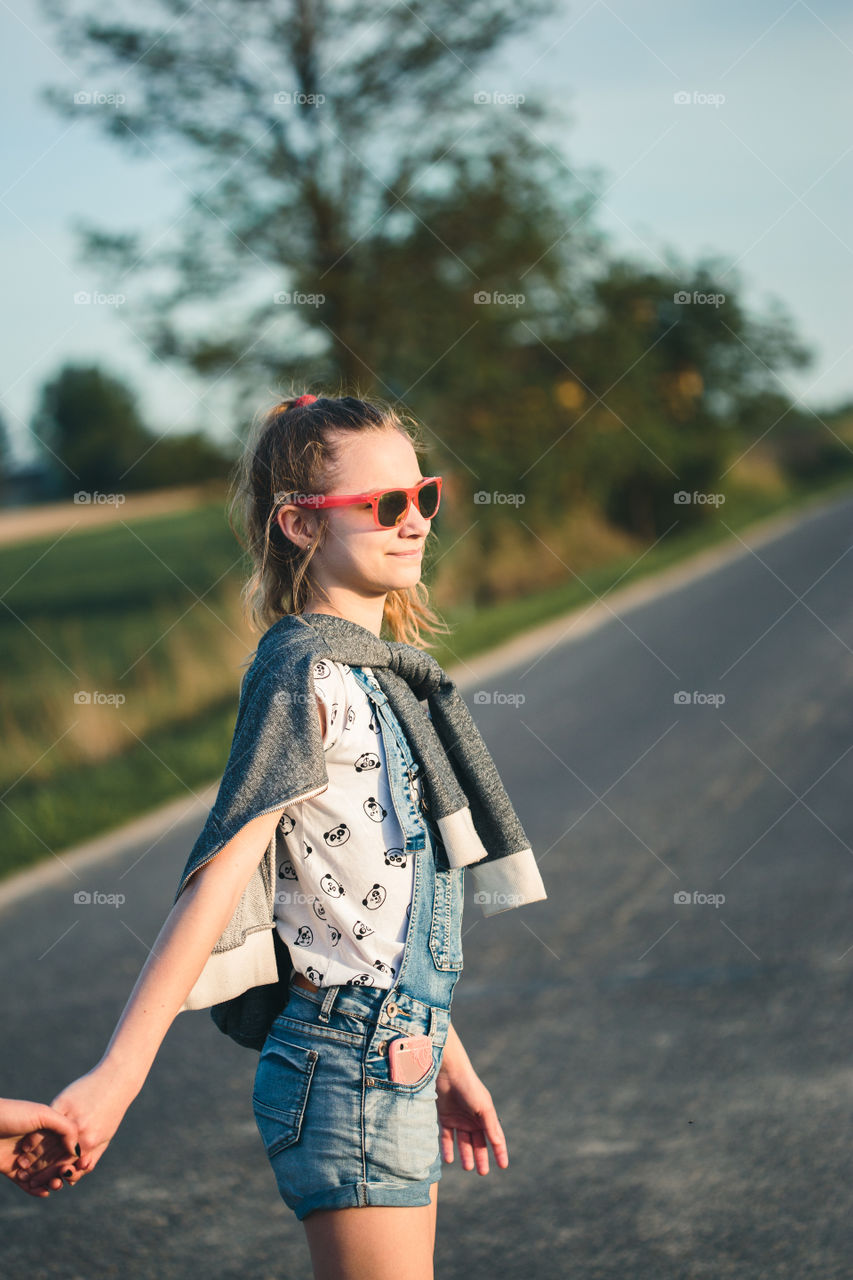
[
  {"x1": 21, "y1": 1159, "x2": 80, "y2": 1191},
  {"x1": 483, "y1": 1110, "x2": 509, "y2": 1170}
]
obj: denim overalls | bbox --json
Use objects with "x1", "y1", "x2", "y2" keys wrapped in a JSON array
[{"x1": 251, "y1": 663, "x2": 465, "y2": 1218}]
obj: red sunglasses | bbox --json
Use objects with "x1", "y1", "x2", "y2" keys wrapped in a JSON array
[{"x1": 275, "y1": 476, "x2": 442, "y2": 530}]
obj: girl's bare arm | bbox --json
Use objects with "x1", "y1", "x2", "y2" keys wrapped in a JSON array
[{"x1": 18, "y1": 805, "x2": 287, "y2": 1187}]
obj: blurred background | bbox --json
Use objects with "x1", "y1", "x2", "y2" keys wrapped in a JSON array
[
  {"x1": 2, "y1": 5, "x2": 853, "y2": 1276},
  {"x1": 1, "y1": 0, "x2": 850, "y2": 878}
]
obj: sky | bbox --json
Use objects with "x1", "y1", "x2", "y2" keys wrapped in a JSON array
[{"x1": 1, "y1": 0, "x2": 851, "y2": 463}]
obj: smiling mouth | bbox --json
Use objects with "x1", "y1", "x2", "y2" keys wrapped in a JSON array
[{"x1": 390, "y1": 548, "x2": 423, "y2": 555}]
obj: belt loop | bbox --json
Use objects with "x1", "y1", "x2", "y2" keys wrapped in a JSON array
[{"x1": 318, "y1": 984, "x2": 340, "y2": 1023}]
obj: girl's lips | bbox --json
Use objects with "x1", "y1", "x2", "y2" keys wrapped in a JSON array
[{"x1": 390, "y1": 548, "x2": 423, "y2": 556}]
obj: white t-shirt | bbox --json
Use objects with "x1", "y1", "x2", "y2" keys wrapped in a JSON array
[{"x1": 273, "y1": 660, "x2": 422, "y2": 988}]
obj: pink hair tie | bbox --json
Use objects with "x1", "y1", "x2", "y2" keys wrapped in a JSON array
[{"x1": 291, "y1": 394, "x2": 318, "y2": 407}]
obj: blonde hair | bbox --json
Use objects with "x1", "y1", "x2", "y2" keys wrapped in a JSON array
[{"x1": 227, "y1": 392, "x2": 452, "y2": 648}]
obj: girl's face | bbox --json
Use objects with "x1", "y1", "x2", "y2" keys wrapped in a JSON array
[{"x1": 277, "y1": 428, "x2": 434, "y2": 605}]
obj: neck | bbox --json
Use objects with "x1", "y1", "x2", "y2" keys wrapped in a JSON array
[{"x1": 300, "y1": 592, "x2": 387, "y2": 638}]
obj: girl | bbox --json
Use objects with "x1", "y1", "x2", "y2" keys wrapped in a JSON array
[{"x1": 16, "y1": 394, "x2": 546, "y2": 1279}]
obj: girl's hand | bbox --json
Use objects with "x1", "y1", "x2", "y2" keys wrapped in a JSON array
[
  {"x1": 0, "y1": 1099, "x2": 79, "y2": 1198},
  {"x1": 435, "y1": 1059, "x2": 509, "y2": 1175},
  {"x1": 16, "y1": 1061, "x2": 135, "y2": 1191}
]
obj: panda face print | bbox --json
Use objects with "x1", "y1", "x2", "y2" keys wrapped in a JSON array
[
  {"x1": 355, "y1": 752, "x2": 381, "y2": 774},
  {"x1": 313, "y1": 659, "x2": 332, "y2": 681},
  {"x1": 327, "y1": 925, "x2": 341, "y2": 946},
  {"x1": 320, "y1": 873, "x2": 345, "y2": 898},
  {"x1": 384, "y1": 850, "x2": 407, "y2": 868},
  {"x1": 362, "y1": 883, "x2": 387, "y2": 910},
  {"x1": 312, "y1": 899, "x2": 327, "y2": 921},
  {"x1": 373, "y1": 960, "x2": 395, "y2": 977},
  {"x1": 368, "y1": 709, "x2": 380, "y2": 734},
  {"x1": 324, "y1": 823, "x2": 351, "y2": 848},
  {"x1": 306, "y1": 966, "x2": 323, "y2": 984},
  {"x1": 278, "y1": 813, "x2": 295, "y2": 837},
  {"x1": 302, "y1": 840, "x2": 313, "y2": 858},
  {"x1": 363, "y1": 797, "x2": 386, "y2": 823},
  {"x1": 278, "y1": 860, "x2": 297, "y2": 880},
  {"x1": 353, "y1": 920, "x2": 374, "y2": 939},
  {"x1": 345, "y1": 706, "x2": 357, "y2": 731},
  {"x1": 349, "y1": 973, "x2": 375, "y2": 986},
  {"x1": 294, "y1": 925, "x2": 313, "y2": 947}
]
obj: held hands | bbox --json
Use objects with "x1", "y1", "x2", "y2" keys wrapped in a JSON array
[
  {"x1": 435, "y1": 1028, "x2": 509, "y2": 1175},
  {"x1": 14, "y1": 1060, "x2": 135, "y2": 1194},
  {"x1": 0, "y1": 1098, "x2": 79, "y2": 1198}
]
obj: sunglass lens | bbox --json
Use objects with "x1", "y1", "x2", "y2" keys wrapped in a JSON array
[
  {"x1": 417, "y1": 481, "x2": 440, "y2": 518},
  {"x1": 377, "y1": 490, "x2": 409, "y2": 527}
]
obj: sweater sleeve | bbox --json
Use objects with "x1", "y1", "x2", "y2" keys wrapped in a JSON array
[{"x1": 173, "y1": 654, "x2": 329, "y2": 905}]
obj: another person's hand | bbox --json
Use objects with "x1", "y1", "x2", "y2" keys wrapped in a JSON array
[
  {"x1": 0, "y1": 1098, "x2": 79, "y2": 1198},
  {"x1": 16, "y1": 1061, "x2": 135, "y2": 1192},
  {"x1": 435, "y1": 1057, "x2": 509, "y2": 1174}
]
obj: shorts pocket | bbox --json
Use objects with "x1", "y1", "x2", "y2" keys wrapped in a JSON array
[
  {"x1": 428, "y1": 867, "x2": 464, "y2": 971},
  {"x1": 252, "y1": 1035, "x2": 318, "y2": 1157}
]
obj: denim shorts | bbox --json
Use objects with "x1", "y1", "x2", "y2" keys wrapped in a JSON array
[{"x1": 252, "y1": 975, "x2": 452, "y2": 1220}]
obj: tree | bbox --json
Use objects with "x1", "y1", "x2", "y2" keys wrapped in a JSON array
[
  {"x1": 37, "y1": 0, "x2": 570, "y2": 419},
  {"x1": 32, "y1": 364, "x2": 155, "y2": 495}
]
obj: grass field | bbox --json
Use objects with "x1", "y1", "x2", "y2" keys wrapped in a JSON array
[{"x1": 2, "y1": 468, "x2": 852, "y2": 881}]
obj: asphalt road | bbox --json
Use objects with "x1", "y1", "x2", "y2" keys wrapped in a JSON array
[{"x1": 2, "y1": 491, "x2": 853, "y2": 1279}]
